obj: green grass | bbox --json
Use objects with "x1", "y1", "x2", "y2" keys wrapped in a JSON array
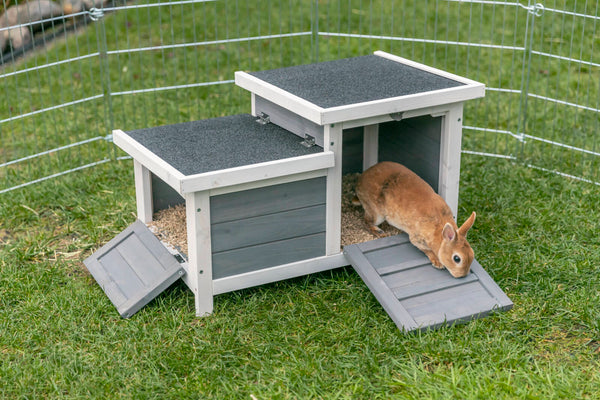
[
  {"x1": 1, "y1": 0, "x2": 600, "y2": 398},
  {"x1": 1, "y1": 155, "x2": 600, "y2": 399}
]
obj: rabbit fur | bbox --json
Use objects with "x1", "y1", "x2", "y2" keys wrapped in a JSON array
[{"x1": 353, "y1": 161, "x2": 476, "y2": 278}]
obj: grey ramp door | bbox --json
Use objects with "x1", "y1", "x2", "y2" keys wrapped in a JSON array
[
  {"x1": 83, "y1": 220, "x2": 186, "y2": 318},
  {"x1": 343, "y1": 235, "x2": 512, "y2": 332}
]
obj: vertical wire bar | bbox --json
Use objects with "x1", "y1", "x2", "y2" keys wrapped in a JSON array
[
  {"x1": 168, "y1": 0, "x2": 181, "y2": 123},
  {"x1": 433, "y1": 0, "x2": 439, "y2": 66},
  {"x1": 145, "y1": 1, "x2": 159, "y2": 124},
  {"x1": 515, "y1": 1, "x2": 536, "y2": 160},
  {"x1": 563, "y1": 0, "x2": 577, "y2": 170},
  {"x1": 113, "y1": 1, "x2": 126, "y2": 130},
  {"x1": 587, "y1": 1, "x2": 599, "y2": 181},
  {"x1": 135, "y1": 3, "x2": 149, "y2": 127},
  {"x1": 312, "y1": 0, "x2": 318, "y2": 62},
  {"x1": 569, "y1": 1, "x2": 586, "y2": 175},
  {"x1": 548, "y1": 0, "x2": 567, "y2": 164},
  {"x1": 95, "y1": 11, "x2": 114, "y2": 140},
  {"x1": 84, "y1": 6, "x2": 102, "y2": 143},
  {"x1": 389, "y1": 0, "x2": 395, "y2": 55}
]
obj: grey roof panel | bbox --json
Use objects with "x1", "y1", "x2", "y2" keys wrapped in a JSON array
[
  {"x1": 344, "y1": 234, "x2": 512, "y2": 332},
  {"x1": 83, "y1": 220, "x2": 186, "y2": 318}
]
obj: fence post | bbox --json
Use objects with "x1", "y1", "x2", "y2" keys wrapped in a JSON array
[
  {"x1": 90, "y1": 8, "x2": 115, "y2": 153},
  {"x1": 515, "y1": 2, "x2": 544, "y2": 160}
]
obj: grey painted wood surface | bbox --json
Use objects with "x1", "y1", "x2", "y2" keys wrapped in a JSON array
[
  {"x1": 151, "y1": 173, "x2": 184, "y2": 213},
  {"x1": 210, "y1": 177, "x2": 327, "y2": 279},
  {"x1": 210, "y1": 177, "x2": 326, "y2": 224},
  {"x1": 213, "y1": 233, "x2": 326, "y2": 279},
  {"x1": 83, "y1": 220, "x2": 185, "y2": 318},
  {"x1": 344, "y1": 234, "x2": 512, "y2": 332},
  {"x1": 378, "y1": 115, "x2": 442, "y2": 191},
  {"x1": 341, "y1": 127, "x2": 364, "y2": 174},
  {"x1": 254, "y1": 96, "x2": 325, "y2": 147}
]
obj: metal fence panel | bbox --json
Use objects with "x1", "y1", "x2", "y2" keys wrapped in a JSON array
[{"x1": 1, "y1": 0, "x2": 599, "y2": 194}]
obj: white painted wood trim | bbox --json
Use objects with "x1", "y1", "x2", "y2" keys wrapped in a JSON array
[
  {"x1": 133, "y1": 160, "x2": 153, "y2": 223},
  {"x1": 208, "y1": 169, "x2": 328, "y2": 197},
  {"x1": 180, "y1": 151, "x2": 335, "y2": 194},
  {"x1": 374, "y1": 50, "x2": 485, "y2": 87},
  {"x1": 235, "y1": 71, "x2": 325, "y2": 124},
  {"x1": 320, "y1": 84, "x2": 484, "y2": 125},
  {"x1": 437, "y1": 104, "x2": 464, "y2": 219},
  {"x1": 213, "y1": 253, "x2": 348, "y2": 295},
  {"x1": 324, "y1": 124, "x2": 343, "y2": 255},
  {"x1": 363, "y1": 124, "x2": 379, "y2": 171},
  {"x1": 184, "y1": 191, "x2": 213, "y2": 317},
  {"x1": 113, "y1": 129, "x2": 185, "y2": 194}
]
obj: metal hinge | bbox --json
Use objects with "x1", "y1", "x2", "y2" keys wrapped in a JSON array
[
  {"x1": 390, "y1": 112, "x2": 404, "y2": 121},
  {"x1": 300, "y1": 134, "x2": 316, "y2": 148},
  {"x1": 255, "y1": 112, "x2": 270, "y2": 125}
]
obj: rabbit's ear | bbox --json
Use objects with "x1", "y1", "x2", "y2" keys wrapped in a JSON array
[
  {"x1": 442, "y1": 223, "x2": 456, "y2": 242},
  {"x1": 458, "y1": 212, "x2": 476, "y2": 236}
]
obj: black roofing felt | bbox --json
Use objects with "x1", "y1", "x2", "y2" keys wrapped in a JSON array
[
  {"x1": 126, "y1": 114, "x2": 323, "y2": 176},
  {"x1": 248, "y1": 55, "x2": 465, "y2": 109}
]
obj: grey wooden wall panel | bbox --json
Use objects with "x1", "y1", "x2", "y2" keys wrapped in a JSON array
[
  {"x1": 344, "y1": 233, "x2": 512, "y2": 332},
  {"x1": 210, "y1": 177, "x2": 326, "y2": 224},
  {"x1": 378, "y1": 116, "x2": 442, "y2": 192},
  {"x1": 151, "y1": 173, "x2": 185, "y2": 213},
  {"x1": 254, "y1": 95, "x2": 325, "y2": 146},
  {"x1": 211, "y1": 204, "x2": 326, "y2": 253},
  {"x1": 212, "y1": 233, "x2": 326, "y2": 279},
  {"x1": 341, "y1": 127, "x2": 364, "y2": 174}
]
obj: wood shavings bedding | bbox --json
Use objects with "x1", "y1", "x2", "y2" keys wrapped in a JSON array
[{"x1": 148, "y1": 174, "x2": 402, "y2": 257}]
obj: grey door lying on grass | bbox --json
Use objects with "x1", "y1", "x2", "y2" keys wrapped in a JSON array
[
  {"x1": 343, "y1": 235, "x2": 513, "y2": 332},
  {"x1": 83, "y1": 220, "x2": 186, "y2": 318}
]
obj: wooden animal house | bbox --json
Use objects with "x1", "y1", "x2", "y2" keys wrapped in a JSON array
[{"x1": 84, "y1": 51, "x2": 512, "y2": 331}]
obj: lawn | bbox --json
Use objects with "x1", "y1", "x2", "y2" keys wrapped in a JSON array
[{"x1": 1, "y1": 0, "x2": 599, "y2": 398}]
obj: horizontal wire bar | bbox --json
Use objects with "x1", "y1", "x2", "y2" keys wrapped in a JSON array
[
  {"x1": 0, "y1": 10, "x2": 89, "y2": 33},
  {"x1": 0, "y1": 0, "x2": 217, "y2": 33},
  {"x1": 1, "y1": 53, "x2": 100, "y2": 79},
  {"x1": 110, "y1": 79, "x2": 234, "y2": 96},
  {"x1": 527, "y1": 164, "x2": 600, "y2": 186},
  {"x1": 486, "y1": 87, "x2": 522, "y2": 94},
  {"x1": 318, "y1": 32, "x2": 526, "y2": 51},
  {"x1": 542, "y1": 6, "x2": 600, "y2": 21},
  {"x1": 106, "y1": 32, "x2": 313, "y2": 56},
  {"x1": 0, "y1": 94, "x2": 104, "y2": 124},
  {"x1": 530, "y1": 50, "x2": 600, "y2": 70},
  {"x1": 462, "y1": 149, "x2": 517, "y2": 160},
  {"x1": 521, "y1": 134, "x2": 600, "y2": 157},
  {"x1": 1, "y1": 32, "x2": 311, "y2": 80},
  {"x1": 0, "y1": 136, "x2": 109, "y2": 168},
  {"x1": 527, "y1": 92, "x2": 600, "y2": 113},
  {"x1": 102, "y1": 0, "x2": 216, "y2": 13},
  {"x1": 0, "y1": 155, "x2": 132, "y2": 195},
  {"x1": 0, "y1": 79, "x2": 234, "y2": 124},
  {"x1": 463, "y1": 125, "x2": 523, "y2": 141},
  {"x1": 0, "y1": 158, "x2": 111, "y2": 194}
]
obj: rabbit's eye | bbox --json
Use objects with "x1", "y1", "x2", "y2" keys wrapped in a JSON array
[{"x1": 453, "y1": 255, "x2": 461, "y2": 264}]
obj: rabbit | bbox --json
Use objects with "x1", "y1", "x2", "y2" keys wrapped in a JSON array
[{"x1": 353, "y1": 161, "x2": 476, "y2": 278}]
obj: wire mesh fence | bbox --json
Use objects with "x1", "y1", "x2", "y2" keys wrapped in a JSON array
[{"x1": 1, "y1": 0, "x2": 599, "y2": 195}]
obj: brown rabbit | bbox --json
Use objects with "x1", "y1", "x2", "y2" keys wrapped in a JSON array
[{"x1": 353, "y1": 161, "x2": 476, "y2": 278}]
